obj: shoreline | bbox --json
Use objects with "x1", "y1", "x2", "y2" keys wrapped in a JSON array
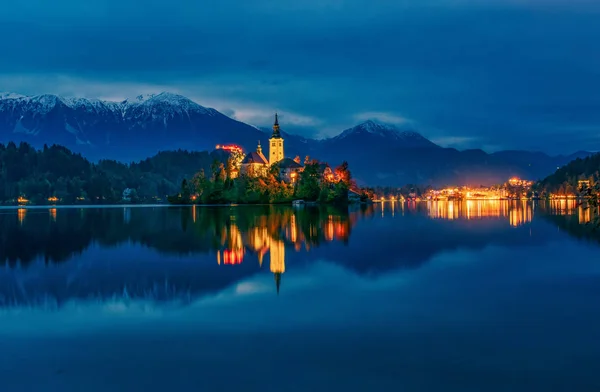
[{"x1": 0, "y1": 198, "x2": 580, "y2": 210}]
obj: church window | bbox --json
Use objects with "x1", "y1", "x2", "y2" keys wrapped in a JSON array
[{"x1": 272, "y1": 142, "x2": 275, "y2": 147}]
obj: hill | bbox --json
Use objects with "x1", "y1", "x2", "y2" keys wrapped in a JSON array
[
  {"x1": 1, "y1": 92, "x2": 593, "y2": 186},
  {"x1": 536, "y1": 153, "x2": 600, "y2": 196},
  {"x1": 313, "y1": 121, "x2": 591, "y2": 186},
  {"x1": 0, "y1": 142, "x2": 224, "y2": 204},
  {"x1": 0, "y1": 92, "x2": 295, "y2": 162}
]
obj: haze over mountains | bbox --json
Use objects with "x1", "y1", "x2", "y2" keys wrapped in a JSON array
[{"x1": 0, "y1": 92, "x2": 591, "y2": 186}]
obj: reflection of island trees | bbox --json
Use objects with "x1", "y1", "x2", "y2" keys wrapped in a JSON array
[{"x1": 0, "y1": 205, "x2": 368, "y2": 268}]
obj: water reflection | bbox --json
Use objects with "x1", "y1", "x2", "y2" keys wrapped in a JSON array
[
  {"x1": 377, "y1": 199, "x2": 595, "y2": 229},
  {"x1": 1, "y1": 203, "x2": 600, "y2": 392},
  {"x1": 0, "y1": 201, "x2": 597, "y2": 308},
  {"x1": 424, "y1": 200, "x2": 534, "y2": 227}
]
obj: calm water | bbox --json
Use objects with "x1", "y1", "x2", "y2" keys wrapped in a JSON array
[{"x1": 1, "y1": 201, "x2": 599, "y2": 391}]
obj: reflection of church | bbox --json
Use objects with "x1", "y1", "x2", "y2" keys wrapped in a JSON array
[
  {"x1": 269, "y1": 239, "x2": 285, "y2": 295},
  {"x1": 217, "y1": 221, "x2": 287, "y2": 293},
  {"x1": 214, "y1": 208, "x2": 359, "y2": 294}
]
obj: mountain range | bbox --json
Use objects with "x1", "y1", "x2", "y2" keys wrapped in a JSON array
[{"x1": 0, "y1": 92, "x2": 591, "y2": 186}]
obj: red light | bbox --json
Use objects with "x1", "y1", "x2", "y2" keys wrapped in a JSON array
[
  {"x1": 216, "y1": 144, "x2": 243, "y2": 154},
  {"x1": 223, "y1": 249, "x2": 244, "y2": 265}
]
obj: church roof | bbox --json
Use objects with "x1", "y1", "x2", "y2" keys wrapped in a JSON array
[
  {"x1": 271, "y1": 113, "x2": 282, "y2": 139},
  {"x1": 242, "y1": 151, "x2": 268, "y2": 165},
  {"x1": 278, "y1": 157, "x2": 303, "y2": 169}
]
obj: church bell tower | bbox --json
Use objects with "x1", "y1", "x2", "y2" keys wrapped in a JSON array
[{"x1": 269, "y1": 113, "x2": 284, "y2": 165}]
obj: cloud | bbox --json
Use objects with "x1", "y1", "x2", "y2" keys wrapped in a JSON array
[
  {"x1": 1, "y1": 0, "x2": 599, "y2": 153},
  {"x1": 430, "y1": 136, "x2": 479, "y2": 150},
  {"x1": 353, "y1": 112, "x2": 411, "y2": 126}
]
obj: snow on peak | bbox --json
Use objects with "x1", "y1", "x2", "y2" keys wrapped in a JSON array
[
  {"x1": 338, "y1": 120, "x2": 412, "y2": 139},
  {"x1": 0, "y1": 92, "x2": 26, "y2": 100},
  {"x1": 333, "y1": 119, "x2": 438, "y2": 148},
  {"x1": 120, "y1": 92, "x2": 215, "y2": 116},
  {"x1": 0, "y1": 91, "x2": 219, "y2": 118}
]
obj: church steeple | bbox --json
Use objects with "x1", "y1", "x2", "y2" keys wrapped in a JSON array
[
  {"x1": 269, "y1": 112, "x2": 284, "y2": 165},
  {"x1": 256, "y1": 140, "x2": 263, "y2": 155},
  {"x1": 271, "y1": 113, "x2": 281, "y2": 139}
]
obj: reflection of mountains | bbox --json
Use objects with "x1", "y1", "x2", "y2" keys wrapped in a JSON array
[
  {"x1": 0, "y1": 201, "x2": 596, "y2": 308},
  {"x1": 339, "y1": 200, "x2": 573, "y2": 274},
  {"x1": 0, "y1": 205, "x2": 359, "y2": 307},
  {"x1": 0, "y1": 205, "x2": 356, "y2": 266}
]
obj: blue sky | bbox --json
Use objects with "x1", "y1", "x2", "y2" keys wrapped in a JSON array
[{"x1": 1, "y1": 0, "x2": 599, "y2": 153}]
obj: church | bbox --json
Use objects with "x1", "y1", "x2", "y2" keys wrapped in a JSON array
[{"x1": 240, "y1": 113, "x2": 302, "y2": 181}]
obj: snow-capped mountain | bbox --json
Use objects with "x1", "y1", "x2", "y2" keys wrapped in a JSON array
[
  {"x1": 0, "y1": 92, "x2": 592, "y2": 185},
  {"x1": 329, "y1": 120, "x2": 440, "y2": 149},
  {"x1": 0, "y1": 92, "x2": 269, "y2": 161}
]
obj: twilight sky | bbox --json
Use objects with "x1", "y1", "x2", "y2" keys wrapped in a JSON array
[{"x1": 1, "y1": 0, "x2": 599, "y2": 153}]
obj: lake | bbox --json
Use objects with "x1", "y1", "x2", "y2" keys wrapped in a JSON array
[{"x1": 1, "y1": 200, "x2": 599, "y2": 391}]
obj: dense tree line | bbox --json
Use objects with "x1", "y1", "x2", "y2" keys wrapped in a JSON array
[
  {"x1": 169, "y1": 159, "x2": 360, "y2": 205},
  {"x1": 536, "y1": 153, "x2": 600, "y2": 197},
  {"x1": 0, "y1": 142, "x2": 217, "y2": 204},
  {"x1": 536, "y1": 153, "x2": 600, "y2": 226},
  {"x1": 0, "y1": 142, "x2": 365, "y2": 205}
]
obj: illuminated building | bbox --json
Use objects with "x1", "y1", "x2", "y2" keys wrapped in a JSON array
[
  {"x1": 578, "y1": 180, "x2": 591, "y2": 190},
  {"x1": 278, "y1": 158, "x2": 303, "y2": 183},
  {"x1": 269, "y1": 113, "x2": 284, "y2": 165},
  {"x1": 317, "y1": 163, "x2": 334, "y2": 181},
  {"x1": 240, "y1": 141, "x2": 269, "y2": 176}
]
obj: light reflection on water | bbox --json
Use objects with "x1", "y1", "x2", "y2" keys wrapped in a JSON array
[{"x1": 0, "y1": 203, "x2": 599, "y2": 391}]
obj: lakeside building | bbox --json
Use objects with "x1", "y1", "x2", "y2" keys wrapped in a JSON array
[
  {"x1": 278, "y1": 157, "x2": 304, "y2": 183},
  {"x1": 240, "y1": 141, "x2": 269, "y2": 177},
  {"x1": 227, "y1": 113, "x2": 337, "y2": 185}
]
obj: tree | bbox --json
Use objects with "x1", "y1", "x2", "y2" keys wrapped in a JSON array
[
  {"x1": 181, "y1": 179, "x2": 191, "y2": 201},
  {"x1": 296, "y1": 161, "x2": 321, "y2": 201},
  {"x1": 581, "y1": 183, "x2": 600, "y2": 227}
]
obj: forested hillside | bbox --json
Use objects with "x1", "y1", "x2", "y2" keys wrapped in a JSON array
[
  {"x1": 536, "y1": 153, "x2": 600, "y2": 196},
  {"x1": 0, "y1": 142, "x2": 216, "y2": 204}
]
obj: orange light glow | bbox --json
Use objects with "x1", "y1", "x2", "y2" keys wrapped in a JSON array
[
  {"x1": 48, "y1": 196, "x2": 58, "y2": 203},
  {"x1": 17, "y1": 196, "x2": 28, "y2": 204},
  {"x1": 215, "y1": 144, "x2": 243, "y2": 153},
  {"x1": 223, "y1": 249, "x2": 244, "y2": 265},
  {"x1": 18, "y1": 208, "x2": 26, "y2": 224}
]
